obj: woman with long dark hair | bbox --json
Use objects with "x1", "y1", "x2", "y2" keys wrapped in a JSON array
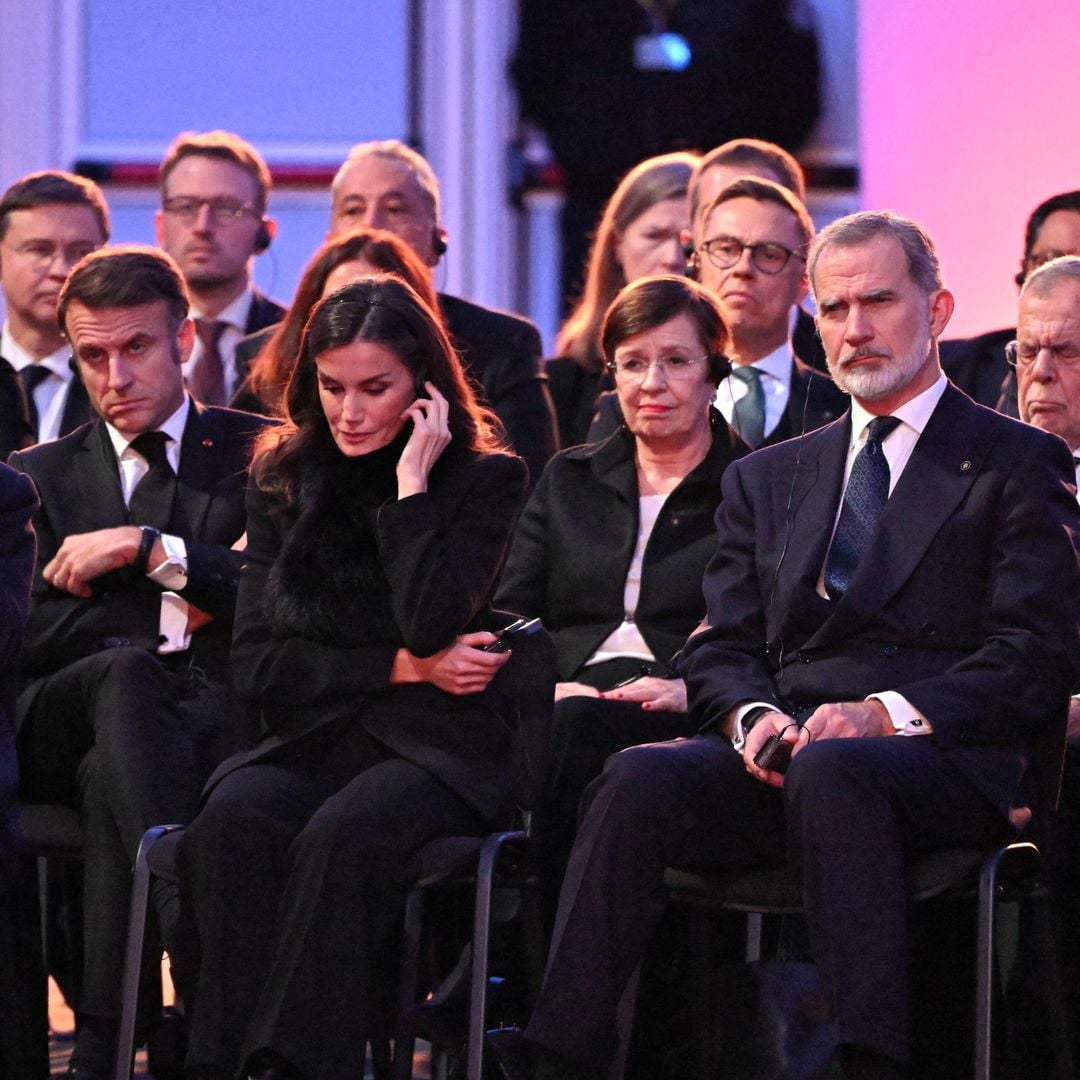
[{"x1": 178, "y1": 275, "x2": 528, "y2": 1080}]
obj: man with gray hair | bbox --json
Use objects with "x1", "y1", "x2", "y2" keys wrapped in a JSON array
[
  {"x1": 493, "y1": 211, "x2": 1080, "y2": 1080},
  {"x1": 326, "y1": 139, "x2": 557, "y2": 481}
]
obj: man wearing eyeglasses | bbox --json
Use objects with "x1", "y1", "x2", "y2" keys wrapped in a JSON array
[
  {"x1": 941, "y1": 191, "x2": 1080, "y2": 410},
  {"x1": 154, "y1": 131, "x2": 284, "y2": 406},
  {"x1": 0, "y1": 170, "x2": 110, "y2": 447},
  {"x1": 692, "y1": 177, "x2": 844, "y2": 449}
]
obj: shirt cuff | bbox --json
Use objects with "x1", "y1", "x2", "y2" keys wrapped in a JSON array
[
  {"x1": 148, "y1": 533, "x2": 188, "y2": 591},
  {"x1": 868, "y1": 691, "x2": 932, "y2": 736},
  {"x1": 731, "y1": 700, "x2": 786, "y2": 752},
  {"x1": 157, "y1": 591, "x2": 191, "y2": 654}
]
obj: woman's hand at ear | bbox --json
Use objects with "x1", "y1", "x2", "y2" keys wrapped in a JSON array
[{"x1": 397, "y1": 381, "x2": 452, "y2": 497}]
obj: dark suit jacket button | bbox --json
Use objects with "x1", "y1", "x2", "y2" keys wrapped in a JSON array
[
  {"x1": 797, "y1": 651, "x2": 812, "y2": 663},
  {"x1": 920, "y1": 622, "x2": 937, "y2": 637},
  {"x1": 103, "y1": 636, "x2": 131, "y2": 648},
  {"x1": 883, "y1": 644, "x2": 898, "y2": 657}
]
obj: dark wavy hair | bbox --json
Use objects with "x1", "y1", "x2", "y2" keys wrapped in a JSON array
[
  {"x1": 256, "y1": 274, "x2": 503, "y2": 504},
  {"x1": 245, "y1": 227, "x2": 437, "y2": 414}
]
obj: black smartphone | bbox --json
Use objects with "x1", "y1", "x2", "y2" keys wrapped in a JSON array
[
  {"x1": 480, "y1": 617, "x2": 540, "y2": 653},
  {"x1": 753, "y1": 733, "x2": 794, "y2": 774}
]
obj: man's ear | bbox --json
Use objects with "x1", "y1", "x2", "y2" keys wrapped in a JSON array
[
  {"x1": 176, "y1": 317, "x2": 195, "y2": 366},
  {"x1": 153, "y1": 209, "x2": 166, "y2": 248},
  {"x1": 928, "y1": 288, "x2": 955, "y2": 339}
]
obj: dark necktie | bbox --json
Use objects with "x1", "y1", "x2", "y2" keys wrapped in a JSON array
[
  {"x1": 824, "y1": 416, "x2": 902, "y2": 601},
  {"x1": 18, "y1": 364, "x2": 52, "y2": 438},
  {"x1": 190, "y1": 319, "x2": 227, "y2": 405},
  {"x1": 731, "y1": 365, "x2": 766, "y2": 449},
  {"x1": 128, "y1": 431, "x2": 177, "y2": 533}
]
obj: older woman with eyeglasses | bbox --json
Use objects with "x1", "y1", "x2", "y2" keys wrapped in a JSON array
[{"x1": 496, "y1": 274, "x2": 747, "y2": 919}]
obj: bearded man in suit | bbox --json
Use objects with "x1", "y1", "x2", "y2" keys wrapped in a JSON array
[
  {"x1": 499, "y1": 211, "x2": 1080, "y2": 1080},
  {"x1": 10, "y1": 245, "x2": 269, "y2": 1079}
]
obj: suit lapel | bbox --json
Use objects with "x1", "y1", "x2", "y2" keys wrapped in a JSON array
[
  {"x1": 74, "y1": 423, "x2": 128, "y2": 528},
  {"x1": 60, "y1": 377, "x2": 91, "y2": 437},
  {"x1": 774, "y1": 415, "x2": 849, "y2": 601},
  {"x1": 806, "y1": 387, "x2": 988, "y2": 648},
  {"x1": 175, "y1": 403, "x2": 221, "y2": 538}
]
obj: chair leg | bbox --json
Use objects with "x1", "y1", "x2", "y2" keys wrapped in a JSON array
[
  {"x1": 394, "y1": 887, "x2": 425, "y2": 1080},
  {"x1": 975, "y1": 845, "x2": 1003, "y2": 1080},
  {"x1": 112, "y1": 826, "x2": 181, "y2": 1080}
]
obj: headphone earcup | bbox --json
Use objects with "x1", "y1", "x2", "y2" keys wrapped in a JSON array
[
  {"x1": 432, "y1": 229, "x2": 448, "y2": 258},
  {"x1": 254, "y1": 221, "x2": 272, "y2": 254},
  {"x1": 709, "y1": 353, "x2": 732, "y2": 384}
]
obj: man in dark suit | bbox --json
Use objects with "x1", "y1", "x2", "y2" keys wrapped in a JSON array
[
  {"x1": 154, "y1": 130, "x2": 285, "y2": 406},
  {"x1": 328, "y1": 139, "x2": 558, "y2": 482},
  {"x1": 941, "y1": 190, "x2": 1080, "y2": 411},
  {"x1": 502, "y1": 212, "x2": 1080, "y2": 1080},
  {"x1": 0, "y1": 464, "x2": 37, "y2": 1079},
  {"x1": 687, "y1": 138, "x2": 826, "y2": 373},
  {"x1": 691, "y1": 177, "x2": 844, "y2": 448},
  {"x1": 0, "y1": 170, "x2": 111, "y2": 447},
  {"x1": 10, "y1": 246, "x2": 268, "y2": 1079}
]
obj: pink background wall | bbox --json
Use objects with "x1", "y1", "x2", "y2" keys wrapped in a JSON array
[{"x1": 859, "y1": 2, "x2": 1080, "y2": 336}]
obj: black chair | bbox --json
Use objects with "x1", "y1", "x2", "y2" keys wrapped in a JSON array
[
  {"x1": 115, "y1": 616, "x2": 556, "y2": 1080},
  {"x1": 661, "y1": 727, "x2": 1077, "y2": 1080},
  {"x1": 18, "y1": 800, "x2": 84, "y2": 1080},
  {"x1": 392, "y1": 619, "x2": 557, "y2": 1080}
]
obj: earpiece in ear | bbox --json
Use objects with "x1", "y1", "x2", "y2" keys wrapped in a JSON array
[
  {"x1": 682, "y1": 239, "x2": 695, "y2": 261},
  {"x1": 709, "y1": 352, "x2": 732, "y2": 384},
  {"x1": 432, "y1": 229, "x2": 448, "y2": 258},
  {"x1": 254, "y1": 221, "x2": 272, "y2": 254}
]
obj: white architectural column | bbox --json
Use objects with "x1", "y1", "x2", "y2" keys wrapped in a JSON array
[{"x1": 419, "y1": 0, "x2": 521, "y2": 313}]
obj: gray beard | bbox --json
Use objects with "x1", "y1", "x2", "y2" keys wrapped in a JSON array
[{"x1": 828, "y1": 322, "x2": 932, "y2": 402}]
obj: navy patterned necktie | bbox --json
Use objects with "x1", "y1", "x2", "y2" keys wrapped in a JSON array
[
  {"x1": 128, "y1": 430, "x2": 177, "y2": 533},
  {"x1": 731, "y1": 365, "x2": 766, "y2": 449},
  {"x1": 824, "y1": 416, "x2": 902, "y2": 601},
  {"x1": 191, "y1": 318, "x2": 227, "y2": 405}
]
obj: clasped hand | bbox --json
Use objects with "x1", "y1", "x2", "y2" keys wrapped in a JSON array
[
  {"x1": 44, "y1": 526, "x2": 144, "y2": 597},
  {"x1": 397, "y1": 382, "x2": 452, "y2": 497},
  {"x1": 742, "y1": 700, "x2": 890, "y2": 788},
  {"x1": 406, "y1": 631, "x2": 510, "y2": 695}
]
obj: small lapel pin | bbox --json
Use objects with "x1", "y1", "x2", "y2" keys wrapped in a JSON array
[
  {"x1": 202, "y1": 438, "x2": 214, "y2": 448},
  {"x1": 960, "y1": 460, "x2": 971, "y2": 472}
]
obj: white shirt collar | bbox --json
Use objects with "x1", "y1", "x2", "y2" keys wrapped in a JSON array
[
  {"x1": 1, "y1": 322, "x2": 73, "y2": 380},
  {"x1": 847, "y1": 372, "x2": 948, "y2": 450},
  {"x1": 105, "y1": 394, "x2": 192, "y2": 462},
  {"x1": 743, "y1": 339, "x2": 793, "y2": 383},
  {"x1": 190, "y1": 286, "x2": 253, "y2": 333}
]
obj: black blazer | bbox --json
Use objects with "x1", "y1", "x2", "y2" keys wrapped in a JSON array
[
  {"x1": 227, "y1": 290, "x2": 286, "y2": 400},
  {"x1": 9, "y1": 403, "x2": 270, "y2": 691},
  {"x1": 792, "y1": 306, "x2": 827, "y2": 373},
  {"x1": 939, "y1": 327, "x2": 1015, "y2": 411},
  {"x1": 496, "y1": 418, "x2": 747, "y2": 681},
  {"x1": 0, "y1": 357, "x2": 34, "y2": 460},
  {"x1": 681, "y1": 385, "x2": 1080, "y2": 816},
  {"x1": 205, "y1": 446, "x2": 529, "y2": 823},
  {"x1": 439, "y1": 293, "x2": 558, "y2": 483}
]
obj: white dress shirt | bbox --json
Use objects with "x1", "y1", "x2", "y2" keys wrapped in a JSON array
[
  {"x1": 713, "y1": 340, "x2": 793, "y2": 441},
  {"x1": 105, "y1": 396, "x2": 192, "y2": 653},
  {"x1": 1, "y1": 322, "x2": 76, "y2": 443},
  {"x1": 184, "y1": 287, "x2": 254, "y2": 401}
]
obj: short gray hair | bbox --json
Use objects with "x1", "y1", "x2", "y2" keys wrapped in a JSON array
[
  {"x1": 331, "y1": 139, "x2": 441, "y2": 221},
  {"x1": 1021, "y1": 255, "x2": 1080, "y2": 300},
  {"x1": 809, "y1": 210, "x2": 943, "y2": 299}
]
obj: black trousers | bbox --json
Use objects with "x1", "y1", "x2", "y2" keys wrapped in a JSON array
[
  {"x1": 179, "y1": 721, "x2": 491, "y2": 1080},
  {"x1": 531, "y1": 675, "x2": 696, "y2": 928},
  {"x1": 17, "y1": 646, "x2": 225, "y2": 1018},
  {"x1": 525, "y1": 733, "x2": 1009, "y2": 1070}
]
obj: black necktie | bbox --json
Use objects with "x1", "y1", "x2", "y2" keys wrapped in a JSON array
[
  {"x1": 18, "y1": 365, "x2": 52, "y2": 438},
  {"x1": 824, "y1": 416, "x2": 902, "y2": 601},
  {"x1": 731, "y1": 366, "x2": 766, "y2": 449},
  {"x1": 191, "y1": 319, "x2": 227, "y2": 405},
  {"x1": 128, "y1": 431, "x2": 177, "y2": 533}
]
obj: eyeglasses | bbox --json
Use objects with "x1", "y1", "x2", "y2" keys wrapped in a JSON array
[
  {"x1": 698, "y1": 235, "x2": 804, "y2": 275},
  {"x1": 1005, "y1": 340, "x2": 1080, "y2": 369},
  {"x1": 162, "y1": 196, "x2": 260, "y2": 225},
  {"x1": 607, "y1": 355, "x2": 709, "y2": 382}
]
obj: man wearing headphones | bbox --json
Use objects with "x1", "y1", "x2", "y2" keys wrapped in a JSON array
[
  {"x1": 328, "y1": 139, "x2": 558, "y2": 483},
  {"x1": 155, "y1": 131, "x2": 284, "y2": 406}
]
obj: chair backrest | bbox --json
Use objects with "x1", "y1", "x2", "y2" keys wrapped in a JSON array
[{"x1": 488, "y1": 611, "x2": 557, "y2": 810}]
